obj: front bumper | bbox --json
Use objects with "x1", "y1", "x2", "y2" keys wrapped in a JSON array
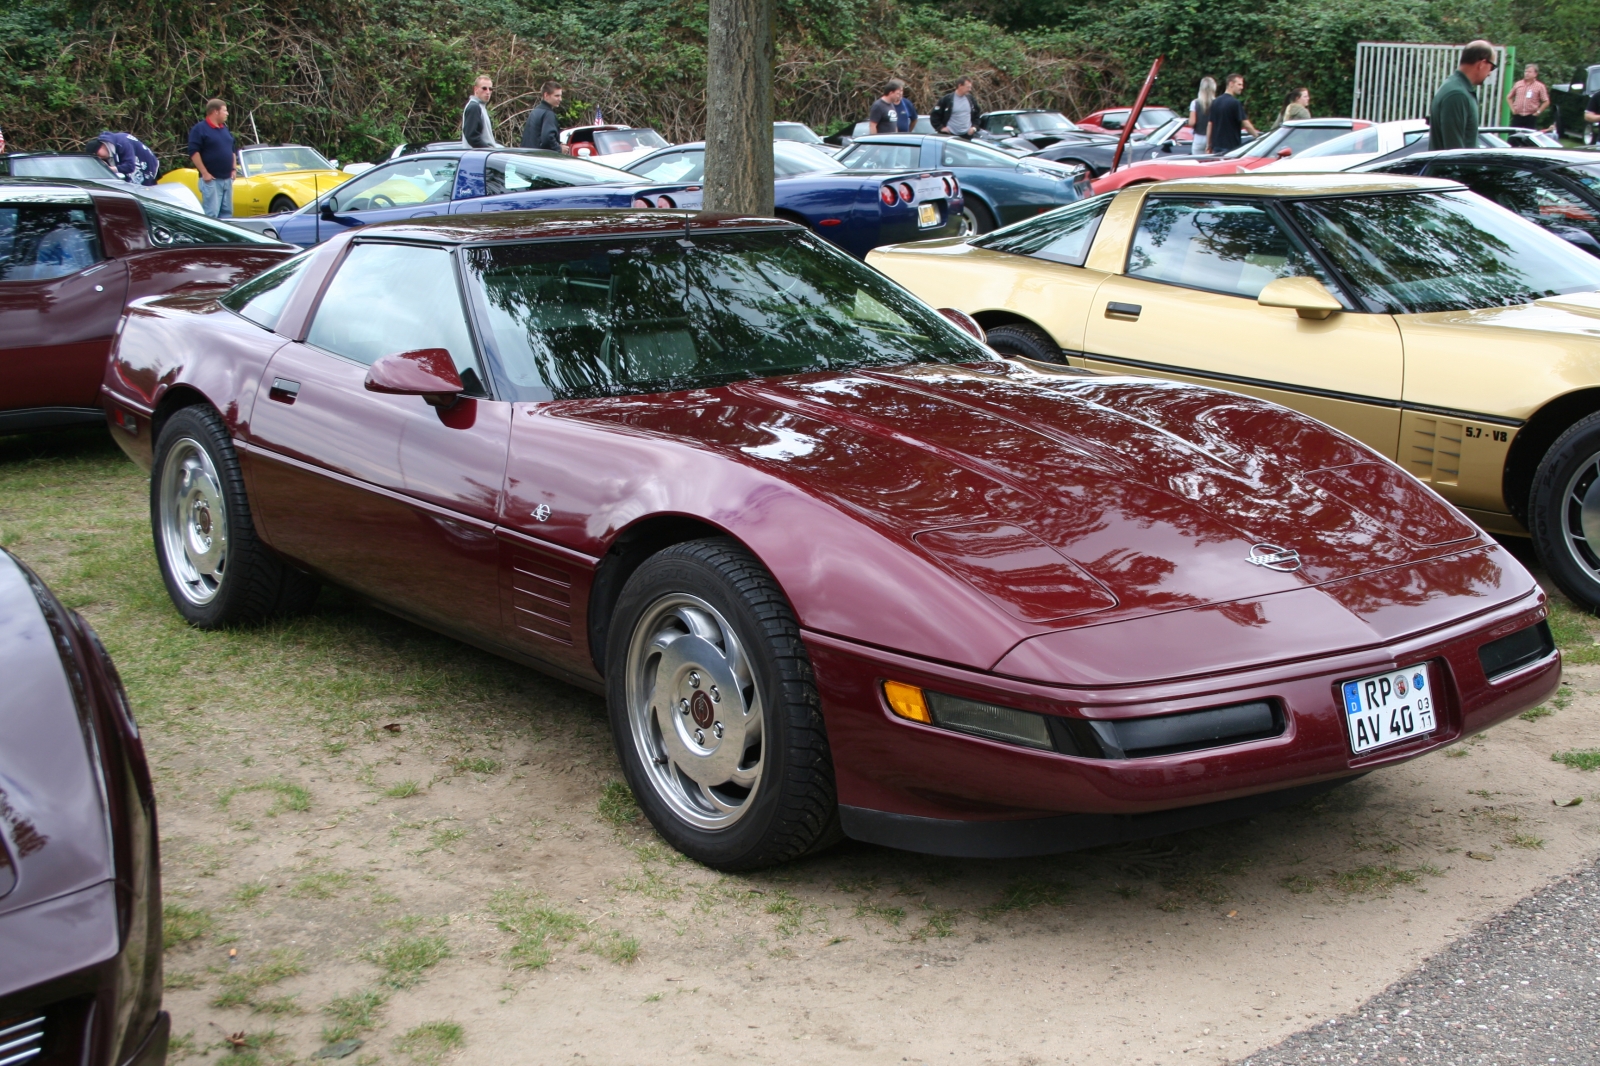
[{"x1": 807, "y1": 584, "x2": 1557, "y2": 857}]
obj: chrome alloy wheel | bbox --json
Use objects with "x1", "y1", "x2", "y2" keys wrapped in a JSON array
[
  {"x1": 625, "y1": 593, "x2": 764, "y2": 831},
  {"x1": 158, "y1": 437, "x2": 229, "y2": 605}
]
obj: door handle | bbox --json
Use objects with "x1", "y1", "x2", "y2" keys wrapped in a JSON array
[
  {"x1": 269, "y1": 377, "x2": 300, "y2": 404},
  {"x1": 1105, "y1": 301, "x2": 1142, "y2": 320}
]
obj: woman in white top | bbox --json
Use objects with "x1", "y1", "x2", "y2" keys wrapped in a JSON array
[{"x1": 1187, "y1": 77, "x2": 1216, "y2": 155}]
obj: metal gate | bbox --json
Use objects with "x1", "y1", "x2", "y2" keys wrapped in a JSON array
[{"x1": 1353, "y1": 42, "x2": 1512, "y2": 125}]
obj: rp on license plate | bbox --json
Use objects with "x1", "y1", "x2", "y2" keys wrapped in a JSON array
[
  {"x1": 917, "y1": 203, "x2": 940, "y2": 228},
  {"x1": 1341, "y1": 663, "x2": 1436, "y2": 755}
]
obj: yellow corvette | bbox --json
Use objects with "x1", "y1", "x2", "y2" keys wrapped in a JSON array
[
  {"x1": 159, "y1": 144, "x2": 351, "y2": 216},
  {"x1": 867, "y1": 173, "x2": 1600, "y2": 610}
]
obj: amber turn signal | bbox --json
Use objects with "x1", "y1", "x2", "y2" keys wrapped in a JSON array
[{"x1": 882, "y1": 680, "x2": 932, "y2": 723}]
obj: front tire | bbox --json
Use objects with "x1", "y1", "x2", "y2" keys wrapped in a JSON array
[
  {"x1": 269, "y1": 194, "x2": 298, "y2": 214},
  {"x1": 606, "y1": 538, "x2": 839, "y2": 869},
  {"x1": 151, "y1": 405, "x2": 320, "y2": 628},
  {"x1": 986, "y1": 322, "x2": 1065, "y2": 364},
  {"x1": 1529, "y1": 411, "x2": 1600, "y2": 612}
]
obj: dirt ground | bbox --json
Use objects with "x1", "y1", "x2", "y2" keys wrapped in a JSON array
[{"x1": 5, "y1": 431, "x2": 1599, "y2": 1066}]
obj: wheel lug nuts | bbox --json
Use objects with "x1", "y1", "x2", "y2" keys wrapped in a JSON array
[
  {"x1": 688, "y1": 671, "x2": 701, "y2": 688},
  {"x1": 709, "y1": 686, "x2": 720, "y2": 703},
  {"x1": 678, "y1": 698, "x2": 690, "y2": 715},
  {"x1": 694, "y1": 728, "x2": 705, "y2": 745},
  {"x1": 713, "y1": 722, "x2": 724, "y2": 739}
]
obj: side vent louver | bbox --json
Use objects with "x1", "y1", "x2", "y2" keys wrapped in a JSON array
[
  {"x1": 0, "y1": 1014, "x2": 46, "y2": 1066},
  {"x1": 1408, "y1": 418, "x2": 1463, "y2": 487},
  {"x1": 510, "y1": 552, "x2": 574, "y2": 645}
]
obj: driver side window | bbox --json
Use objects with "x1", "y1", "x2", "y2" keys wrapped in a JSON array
[
  {"x1": 306, "y1": 242, "x2": 487, "y2": 394},
  {"x1": 1128, "y1": 197, "x2": 1343, "y2": 302},
  {"x1": 332, "y1": 158, "x2": 460, "y2": 212},
  {"x1": 0, "y1": 202, "x2": 103, "y2": 281},
  {"x1": 629, "y1": 151, "x2": 703, "y2": 184},
  {"x1": 1100, "y1": 113, "x2": 1126, "y2": 130}
]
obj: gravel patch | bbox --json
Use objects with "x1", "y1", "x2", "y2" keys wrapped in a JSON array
[{"x1": 1240, "y1": 858, "x2": 1600, "y2": 1065}]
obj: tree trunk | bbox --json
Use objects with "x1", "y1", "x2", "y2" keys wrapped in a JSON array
[{"x1": 704, "y1": 0, "x2": 774, "y2": 215}]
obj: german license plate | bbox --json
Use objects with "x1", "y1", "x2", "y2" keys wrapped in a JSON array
[
  {"x1": 1341, "y1": 663, "x2": 1436, "y2": 755},
  {"x1": 917, "y1": 203, "x2": 940, "y2": 228}
]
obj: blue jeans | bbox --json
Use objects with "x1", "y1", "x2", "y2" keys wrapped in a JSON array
[{"x1": 200, "y1": 177, "x2": 233, "y2": 218}]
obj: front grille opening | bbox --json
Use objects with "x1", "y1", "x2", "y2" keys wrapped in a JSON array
[
  {"x1": 1050, "y1": 700, "x2": 1284, "y2": 759},
  {"x1": 0, "y1": 1013, "x2": 46, "y2": 1066},
  {"x1": 1478, "y1": 621, "x2": 1555, "y2": 681}
]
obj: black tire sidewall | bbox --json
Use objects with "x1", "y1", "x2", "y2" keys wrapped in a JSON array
[
  {"x1": 963, "y1": 198, "x2": 995, "y2": 234},
  {"x1": 270, "y1": 195, "x2": 297, "y2": 214},
  {"x1": 986, "y1": 323, "x2": 1064, "y2": 364},
  {"x1": 1529, "y1": 412, "x2": 1600, "y2": 612},
  {"x1": 151, "y1": 407, "x2": 252, "y2": 628},
  {"x1": 605, "y1": 541, "x2": 824, "y2": 869}
]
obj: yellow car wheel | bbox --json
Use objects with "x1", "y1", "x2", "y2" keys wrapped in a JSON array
[{"x1": 269, "y1": 194, "x2": 298, "y2": 215}]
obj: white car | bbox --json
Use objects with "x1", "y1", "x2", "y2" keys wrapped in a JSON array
[
  {"x1": 559, "y1": 125, "x2": 672, "y2": 169},
  {"x1": 1257, "y1": 118, "x2": 1506, "y2": 173}
]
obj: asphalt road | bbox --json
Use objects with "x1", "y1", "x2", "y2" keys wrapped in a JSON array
[{"x1": 1238, "y1": 857, "x2": 1600, "y2": 1065}]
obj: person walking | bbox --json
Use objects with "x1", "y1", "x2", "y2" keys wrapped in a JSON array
[
  {"x1": 1506, "y1": 64, "x2": 1549, "y2": 130},
  {"x1": 88, "y1": 131, "x2": 159, "y2": 186},
  {"x1": 186, "y1": 99, "x2": 236, "y2": 218},
  {"x1": 930, "y1": 77, "x2": 982, "y2": 139},
  {"x1": 520, "y1": 82, "x2": 563, "y2": 151},
  {"x1": 462, "y1": 75, "x2": 500, "y2": 149},
  {"x1": 1428, "y1": 40, "x2": 1496, "y2": 151},
  {"x1": 1186, "y1": 77, "x2": 1216, "y2": 154},
  {"x1": 1278, "y1": 87, "x2": 1311, "y2": 128},
  {"x1": 868, "y1": 81, "x2": 905, "y2": 136},
  {"x1": 1206, "y1": 74, "x2": 1257, "y2": 154}
]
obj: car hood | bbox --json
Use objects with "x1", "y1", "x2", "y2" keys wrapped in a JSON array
[
  {"x1": 262, "y1": 169, "x2": 352, "y2": 193},
  {"x1": 572, "y1": 361, "x2": 1489, "y2": 635},
  {"x1": 0, "y1": 554, "x2": 111, "y2": 921}
]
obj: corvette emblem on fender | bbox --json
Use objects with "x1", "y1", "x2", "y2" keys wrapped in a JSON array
[{"x1": 1246, "y1": 543, "x2": 1302, "y2": 572}]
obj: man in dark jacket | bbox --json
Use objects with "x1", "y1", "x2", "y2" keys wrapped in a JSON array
[
  {"x1": 462, "y1": 75, "x2": 500, "y2": 149},
  {"x1": 520, "y1": 82, "x2": 563, "y2": 151},
  {"x1": 1428, "y1": 40, "x2": 1496, "y2": 151},
  {"x1": 88, "y1": 131, "x2": 159, "y2": 186},
  {"x1": 930, "y1": 78, "x2": 982, "y2": 138}
]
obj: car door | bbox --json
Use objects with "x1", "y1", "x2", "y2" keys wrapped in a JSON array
[
  {"x1": 1081, "y1": 194, "x2": 1405, "y2": 457},
  {"x1": 1424, "y1": 161, "x2": 1600, "y2": 257},
  {"x1": 246, "y1": 239, "x2": 511, "y2": 642},
  {"x1": 323, "y1": 157, "x2": 461, "y2": 233},
  {"x1": 0, "y1": 192, "x2": 129, "y2": 419}
]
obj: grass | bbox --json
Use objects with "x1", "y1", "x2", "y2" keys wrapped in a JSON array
[
  {"x1": 1508, "y1": 833, "x2": 1545, "y2": 849},
  {"x1": 210, "y1": 950, "x2": 305, "y2": 1011},
  {"x1": 395, "y1": 1021, "x2": 464, "y2": 1065},
  {"x1": 587, "y1": 931, "x2": 642, "y2": 964},
  {"x1": 289, "y1": 871, "x2": 353, "y2": 900},
  {"x1": 488, "y1": 892, "x2": 583, "y2": 970},
  {"x1": 162, "y1": 903, "x2": 215, "y2": 949},
  {"x1": 597, "y1": 781, "x2": 641, "y2": 827},
  {"x1": 452, "y1": 755, "x2": 500, "y2": 774},
  {"x1": 216, "y1": 778, "x2": 312, "y2": 816},
  {"x1": 1546, "y1": 600, "x2": 1600, "y2": 665},
  {"x1": 322, "y1": 989, "x2": 388, "y2": 1044},
  {"x1": 853, "y1": 900, "x2": 906, "y2": 926},
  {"x1": 365, "y1": 933, "x2": 451, "y2": 989},
  {"x1": 384, "y1": 780, "x2": 422, "y2": 799},
  {"x1": 1553, "y1": 750, "x2": 1600, "y2": 771},
  {"x1": 983, "y1": 877, "x2": 1073, "y2": 917}
]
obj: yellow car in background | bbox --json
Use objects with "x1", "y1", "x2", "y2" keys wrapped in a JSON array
[
  {"x1": 867, "y1": 173, "x2": 1600, "y2": 610},
  {"x1": 159, "y1": 144, "x2": 351, "y2": 216}
]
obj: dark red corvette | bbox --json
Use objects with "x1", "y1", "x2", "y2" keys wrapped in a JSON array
[
  {"x1": 101, "y1": 211, "x2": 1558, "y2": 868},
  {"x1": 1, "y1": 179, "x2": 294, "y2": 434}
]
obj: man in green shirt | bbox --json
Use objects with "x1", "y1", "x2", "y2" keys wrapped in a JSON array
[{"x1": 1428, "y1": 40, "x2": 1497, "y2": 151}]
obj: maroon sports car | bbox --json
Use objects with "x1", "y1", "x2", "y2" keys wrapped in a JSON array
[
  {"x1": 101, "y1": 211, "x2": 1557, "y2": 868},
  {"x1": 1, "y1": 179, "x2": 295, "y2": 434}
]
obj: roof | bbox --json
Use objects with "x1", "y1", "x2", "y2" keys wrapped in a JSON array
[
  {"x1": 1137, "y1": 172, "x2": 1462, "y2": 197},
  {"x1": 349, "y1": 209, "x2": 798, "y2": 245},
  {"x1": 1390, "y1": 147, "x2": 1600, "y2": 169},
  {"x1": 0, "y1": 176, "x2": 124, "y2": 202}
]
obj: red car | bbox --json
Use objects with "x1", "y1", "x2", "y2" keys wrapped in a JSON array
[
  {"x1": 101, "y1": 211, "x2": 1557, "y2": 868},
  {"x1": 1092, "y1": 119, "x2": 1373, "y2": 194},
  {"x1": 1, "y1": 179, "x2": 295, "y2": 434},
  {"x1": 1076, "y1": 105, "x2": 1185, "y2": 140}
]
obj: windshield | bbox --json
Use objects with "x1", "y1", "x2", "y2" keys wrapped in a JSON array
[
  {"x1": 1296, "y1": 126, "x2": 1395, "y2": 159},
  {"x1": 9, "y1": 155, "x2": 115, "y2": 179},
  {"x1": 774, "y1": 141, "x2": 846, "y2": 175},
  {"x1": 1567, "y1": 164, "x2": 1600, "y2": 195},
  {"x1": 1229, "y1": 124, "x2": 1352, "y2": 160},
  {"x1": 239, "y1": 147, "x2": 334, "y2": 175},
  {"x1": 1130, "y1": 108, "x2": 1176, "y2": 129},
  {"x1": 1016, "y1": 112, "x2": 1077, "y2": 133},
  {"x1": 1145, "y1": 116, "x2": 1187, "y2": 144},
  {"x1": 464, "y1": 228, "x2": 986, "y2": 400},
  {"x1": 774, "y1": 123, "x2": 823, "y2": 144},
  {"x1": 593, "y1": 129, "x2": 669, "y2": 155},
  {"x1": 1291, "y1": 190, "x2": 1600, "y2": 314},
  {"x1": 486, "y1": 152, "x2": 631, "y2": 193}
]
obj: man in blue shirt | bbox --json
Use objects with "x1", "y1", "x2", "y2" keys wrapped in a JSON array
[
  {"x1": 88, "y1": 132, "x2": 159, "y2": 186},
  {"x1": 186, "y1": 99, "x2": 237, "y2": 217}
]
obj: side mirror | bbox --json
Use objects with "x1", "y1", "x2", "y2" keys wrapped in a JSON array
[
  {"x1": 938, "y1": 307, "x2": 986, "y2": 343},
  {"x1": 1257, "y1": 276, "x2": 1343, "y2": 320},
  {"x1": 364, "y1": 348, "x2": 464, "y2": 408},
  {"x1": 320, "y1": 198, "x2": 338, "y2": 221},
  {"x1": 330, "y1": 158, "x2": 340, "y2": 169},
  {"x1": 1161, "y1": 141, "x2": 1173, "y2": 153},
  {"x1": 1277, "y1": 146, "x2": 1293, "y2": 158}
]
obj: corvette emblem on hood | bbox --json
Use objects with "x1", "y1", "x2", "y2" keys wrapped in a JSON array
[{"x1": 1247, "y1": 543, "x2": 1302, "y2": 572}]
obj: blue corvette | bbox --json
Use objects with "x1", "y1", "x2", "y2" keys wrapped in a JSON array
[
  {"x1": 266, "y1": 148, "x2": 702, "y2": 246},
  {"x1": 624, "y1": 140, "x2": 964, "y2": 257},
  {"x1": 835, "y1": 134, "x2": 1091, "y2": 234}
]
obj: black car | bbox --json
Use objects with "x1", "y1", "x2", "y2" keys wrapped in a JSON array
[
  {"x1": 974, "y1": 110, "x2": 1118, "y2": 154},
  {"x1": 1366, "y1": 148, "x2": 1600, "y2": 257},
  {"x1": 1028, "y1": 115, "x2": 1194, "y2": 176},
  {"x1": 1550, "y1": 64, "x2": 1600, "y2": 144},
  {"x1": 0, "y1": 548, "x2": 166, "y2": 1065}
]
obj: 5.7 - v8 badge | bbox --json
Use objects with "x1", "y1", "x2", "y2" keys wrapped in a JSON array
[{"x1": 1342, "y1": 663, "x2": 1436, "y2": 755}]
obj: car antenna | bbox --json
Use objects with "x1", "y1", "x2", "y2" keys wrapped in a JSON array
[
  {"x1": 313, "y1": 172, "x2": 320, "y2": 245},
  {"x1": 249, "y1": 111, "x2": 261, "y2": 147}
]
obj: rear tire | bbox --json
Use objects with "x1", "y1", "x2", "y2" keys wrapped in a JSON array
[
  {"x1": 986, "y1": 323, "x2": 1066, "y2": 364},
  {"x1": 606, "y1": 538, "x2": 840, "y2": 870},
  {"x1": 269, "y1": 194, "x2": 298, "y2": 214},
  {"x1": 960, "y1": 199, "x2": 996, "y2": 235},
  {"x1": 151, "y1": 405, "x2": 320, "y2": 628},
  {"x1": 1529, "y1": 411, "x2": 1600, "y2": 612}
]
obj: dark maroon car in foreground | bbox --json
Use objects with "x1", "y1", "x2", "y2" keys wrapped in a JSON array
[
  {"x1": 100, "y1": 210, "x2": 1557, "y2": 868},
  {"x1": 0, "y1": 549, "x2": 166, "y2": 1064},
  {"x1": 0, "y1": 179, "x2": 295, "y2": 435}
]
